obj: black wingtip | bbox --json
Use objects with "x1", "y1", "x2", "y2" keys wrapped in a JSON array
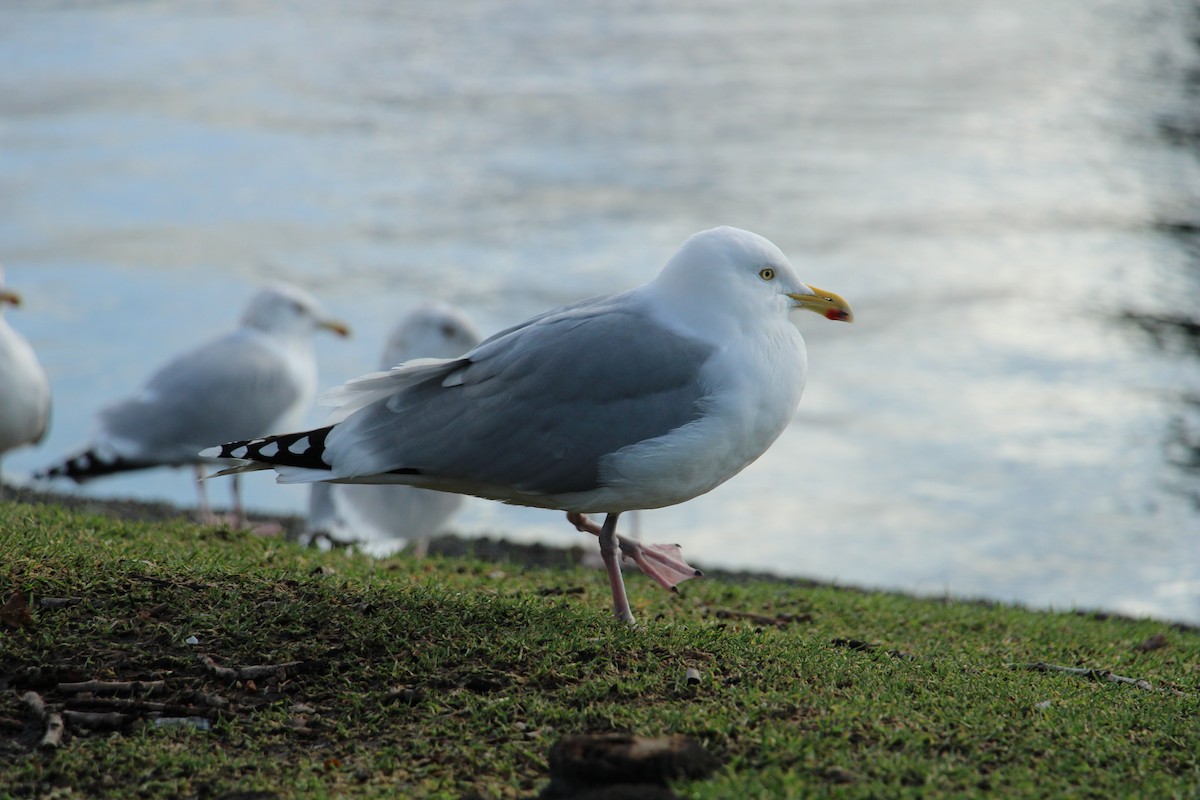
[
  {"x1": 210, "y1": 426, "x2": 335, "y2": 471},
  {"x1": 35, "y1": 450, "x2": 153, "y2": 483}
]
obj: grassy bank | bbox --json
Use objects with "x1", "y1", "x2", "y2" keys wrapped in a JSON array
[{"x1": 1, "y1": 501, "x2": 1197, "y2": 798}]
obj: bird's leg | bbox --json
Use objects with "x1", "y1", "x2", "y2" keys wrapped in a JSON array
[
  {"x1": 229, "y1": 474, "x2": 248, "y2": 532},
  {"x1": 566, "y1": 512, "x2": 703, "y2": 592},
  {"x1": 194, "y1": 465, "x2": 219, "y2": 526},
  {"x1": 567, "y1": 511, "x2": 603, "y2": 536},
  {"x1": 227, "y1": 472, "x2": 284, "y2": 536},
  {"x1": 596, "y1": 512, "x2": 636, "y2": 625}
]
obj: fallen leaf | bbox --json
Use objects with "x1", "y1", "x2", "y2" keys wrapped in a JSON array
[{"x1": 1, "y1": 590, "x2": 33, "y2": 629}]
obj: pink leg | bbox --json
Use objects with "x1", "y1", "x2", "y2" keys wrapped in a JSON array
[
  {"x1": 567, "y1": 512, "x2": 703, "y2": 592},
  {"x1": 595, "y1": 513, "x2": 636, "y2": 624}
]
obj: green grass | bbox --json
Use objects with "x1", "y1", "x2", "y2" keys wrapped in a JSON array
[{"x1": 1, "y1": 501, "x2": 1197, "y2": 799}]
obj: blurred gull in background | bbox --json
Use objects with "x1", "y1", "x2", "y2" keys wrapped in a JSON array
[
  {"x1": 37, "y1": 283, "x2": 349, "y2": 527},
  {"x1": 0, "y1": 266, "x2": 51, "y2": 494},
  {"x1": 305, "y1": 302, "x2": 481, "y2": 556}
]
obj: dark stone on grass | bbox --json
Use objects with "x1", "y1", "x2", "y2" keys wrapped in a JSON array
[
  {"x1": 384, "y1": 686, "x2": 425, "y2": 706},
  {"x1": 538, "y1": 733, "x2": 717, "y2": 799},
  {"x1": 541, "y1": 785, "x2": 676, "y2": 799}
]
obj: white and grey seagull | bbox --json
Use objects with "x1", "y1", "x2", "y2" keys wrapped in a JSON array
[
  {"x1": 207, "y1": 227, "x2": 852, "y2": 621},
  {"x1": 0, "y1": 266, "x2": 52, "y2": 494},
  {"x1": 39, "y1": 283, "x2": 349, "y2": 526}
]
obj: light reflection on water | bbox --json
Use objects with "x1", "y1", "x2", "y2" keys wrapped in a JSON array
[{"x1": 2, "y1": 0, "x2": 1198, "y2": 623}]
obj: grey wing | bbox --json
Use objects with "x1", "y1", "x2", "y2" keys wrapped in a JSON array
[
  {"x1": 98, "y1": 333, "x2": 306, "y2": 463},
  {"x1": 325, "y1": 296, "x2": 714, "y2": 495}
]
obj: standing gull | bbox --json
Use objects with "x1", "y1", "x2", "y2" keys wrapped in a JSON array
[
  {"x1": 306, "y1": 302, "x2": 481, "y2": 555},
  {"x1": 208, "y1": 227, "x2": 852, "y2": 621},
  {"x1": 0, "y1": 267, "x2": 51, "y2": 493},
  {"x1": 39, "y1": 283, "x2": 349, "y2": 526}
]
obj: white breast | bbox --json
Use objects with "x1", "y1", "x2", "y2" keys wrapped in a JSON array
[
  {"x1": 0, "y1": 319, "x2": 51, "y2": 454},
  {"x1": 591, "y1": 317, "x2": 808, "y2": 512}
]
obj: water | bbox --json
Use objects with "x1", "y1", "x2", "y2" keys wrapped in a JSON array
[{"x1": 3, "y1": 0, "x2": 1198, "y2": 623}]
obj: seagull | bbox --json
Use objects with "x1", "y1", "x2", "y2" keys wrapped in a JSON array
[
  {"x1": 0, "y1": 267, "x2": 51, "y2": 495},
  {"x1": 306, "y1": 302, "x2": 481, "y2": 556},
  {"x1": 38, "y1": 283, "x2": 350, "y2": 526},
  {"x1": 207, "y1": 227, "x2": 852, "y2": 621}
]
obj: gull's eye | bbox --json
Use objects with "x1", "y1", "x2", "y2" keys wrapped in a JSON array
[{"x1": 759, "y1": 267, "x2": 776, "y2": 281}]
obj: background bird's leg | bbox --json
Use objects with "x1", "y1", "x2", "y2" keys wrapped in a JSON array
[
  {"x1": 194, "y1": 465, "x2": 217, "y2": 525},
  {"x1": 598, "y1": 512, "x2": 635, "y2": 625},
  {"x1": 229, "y1": 474, "x2": 246, "y2": 529}
]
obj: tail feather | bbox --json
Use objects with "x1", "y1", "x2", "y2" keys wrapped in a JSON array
[
  {"x1": 203, "y1": 426, "x2": 336, "y2": 475},
  {"x1": 36, "y1": 450, "x2": 156, "y2": 483}
]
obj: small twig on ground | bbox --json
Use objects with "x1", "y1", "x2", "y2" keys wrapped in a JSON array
[
  {"x1": 1025, "y1": 662, "x2": 1186, "y2": 696},
  {"x1": 706, "y1": 607, "x2": 811, "y2": 627},
  {"x1": 831, "y1": 638, "x2": 916, "y2": 661},
  {"x1": 201, "y1": 656, "x2": 239, "y2": 682},
  {"x1": 21, "y1": 691, "x2": 64, "y2": 749},
  {"x1": 36, "y1": 597, "x2": 84, "y2": 610},
  {"x1": 65, "y1": 697, "x2": 218, "y2": 719},
  {"x1": 831, "y1": 637, "x2": 878, "y2": 651},
  {"x1": 57, "y1": 679, "x2": 166, "y2": 695},
  {"x1": 201, "y1": 655, "x2": 304, "y2": 682},
  {"x1": 191, "y1": 691, "x2": 231, "y2": 709},
  {"x1": 40, "y1": 713, "x2": 65, "y2": 748}
]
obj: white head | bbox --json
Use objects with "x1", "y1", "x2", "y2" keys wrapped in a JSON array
[
  {"x1": 240, "y1": 283, "x2": 351, "y2": 340},
  {"x1": 381, "y1": 302, "x2": 481, "y2": 369},
  {"x1": 653, "y1": 226, "x2": 853, "y2": 325}
]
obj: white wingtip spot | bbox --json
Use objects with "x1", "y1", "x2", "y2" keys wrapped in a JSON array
[
  {"x1": 260, "y1": 441, "x2": 280, "y2": 457},
  {"x1": 198, "y1": 446, "x2": 222, "y2": 459},
  {"x1": 230, "y1": 446, "x2": 249, "y2": 459},
  {"x1": 287, "y1": 436, "x2": 311, "y2": 455},
  {"x1": 441, "y1": 367, "x2": 468, "y2": 388}
]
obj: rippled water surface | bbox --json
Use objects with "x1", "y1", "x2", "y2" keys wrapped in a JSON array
[{"x1": 3, "y1": 0, "x2": 1199, "y2": 622}]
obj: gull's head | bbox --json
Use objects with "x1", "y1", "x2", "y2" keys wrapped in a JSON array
[
  {"x1": 381, "y1": 302, "x2": 481, "y2": 368},
  {"x1": 658, "y1": 226, "x2": 853, "y2": 323},
  {"x1": 241, "y1": 282, "x2": 352, "y2": 339}
]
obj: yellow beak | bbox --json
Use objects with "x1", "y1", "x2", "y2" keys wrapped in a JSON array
[
  {"x1": 0, "y1": 289, "x2": 22, "y2": 307},
  {"x1": 320, "y1": 318, "x2": 352, "y2": 338},
  {"x1": 788, "y1": 285, "x2": 853, "y2": 323}
]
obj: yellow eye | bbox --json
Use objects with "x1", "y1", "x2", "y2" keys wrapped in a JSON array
[{"x1": 759, "y1": 267, "x2": 775, "y2": 281}]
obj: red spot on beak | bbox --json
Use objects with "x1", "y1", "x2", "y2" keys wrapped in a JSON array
[{"x1": 825, "y1": 308, "x2": 849, "y2": 321}]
